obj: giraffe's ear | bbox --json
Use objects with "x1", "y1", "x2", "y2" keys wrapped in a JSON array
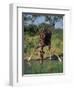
[{"x1": 43, "y1": 33, "x2": 45, "y2": 38}]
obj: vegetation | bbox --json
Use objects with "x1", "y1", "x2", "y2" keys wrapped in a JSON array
[
  {"x1": 23, "y1": 14, "x2": 63, "y2": 74},
  {"x1": 24, "y1": 60, "x2": 63, "y2": 74}
]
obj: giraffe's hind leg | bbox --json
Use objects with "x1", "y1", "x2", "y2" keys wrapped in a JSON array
[{"x1": 39, "y1": 47, "x2": 45, "y2": 64}]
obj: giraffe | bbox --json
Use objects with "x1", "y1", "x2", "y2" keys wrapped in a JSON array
[{"x1": 39, "y1": 28, "x2": 52, "y2": 63}]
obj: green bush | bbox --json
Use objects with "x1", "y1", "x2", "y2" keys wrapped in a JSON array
[{"x1": 24, "y1": 28, "x2": 63, "y2": 74}]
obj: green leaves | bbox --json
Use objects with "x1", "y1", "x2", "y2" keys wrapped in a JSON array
[
  {"x1": 45, "y1": 15, "x2": 63, "y2": 28},
  {"x1": 23, "y1": 13, "x2": 63, "y2": 29}
]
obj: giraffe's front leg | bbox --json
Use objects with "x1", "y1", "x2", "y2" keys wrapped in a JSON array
[{"x1": 48, "y1": 44, "x2": 52, "y2": 60}]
